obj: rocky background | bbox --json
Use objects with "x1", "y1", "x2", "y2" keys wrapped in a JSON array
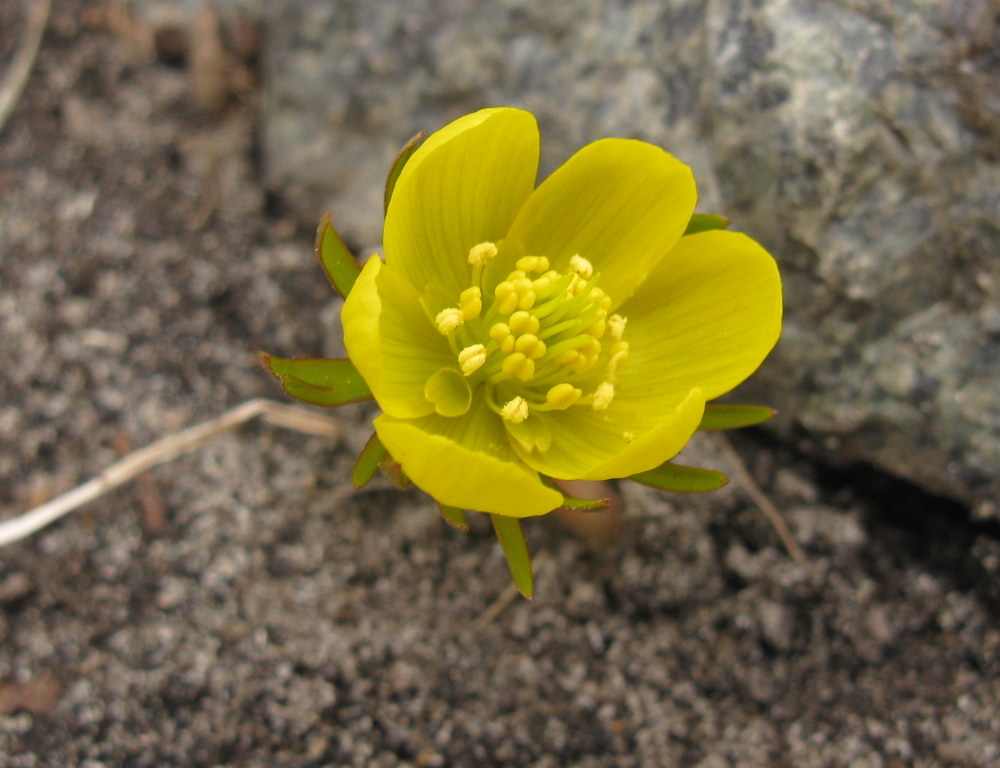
[
  {"x1": 258, "y1": 0, "x2": 1000, "y2": 521},
  {"x1": 1, "y1": 1, "x2": 998, "y2": 766}
]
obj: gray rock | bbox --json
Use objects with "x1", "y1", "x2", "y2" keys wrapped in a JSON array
[{"x1": 260, "y1": 0, "x2": 1000, "y2": 517}]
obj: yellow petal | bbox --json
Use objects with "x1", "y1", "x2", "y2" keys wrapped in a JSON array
[
  {"x1": 342, "y1": 255, "x2": 383, "y2": 393},
  {"x1": 618, "y1": 230, "x2": 782, "y2": 403},
  {"x1": 503, "y1": 138, "x2": 697, "y2": 307},
  {"x1": 511, "y1": 387, "x2": 705, "y2": 481},
  {"x1": 374, "y1": 399, "x2": 562, "y2": 518},
  {"x1": 384, "y1": 108, "x2": 539, "y2": 297},
  {"x1": 372, "y1": 262, "x2": 456, "y2": 419}
]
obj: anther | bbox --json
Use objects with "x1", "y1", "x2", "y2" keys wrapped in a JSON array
[
  {"x1": 592, "y1": 381, "x2": 615, "y2": 410},
  {"x1": 515, "y1": 256, "x2": 550, "y2": 273},
  {"x1": 545, "y1": 383, "x2": 582, "y2": 410},
  {"x1": 459, "y1": 287, "x2": 482, "y2": 320},
  {"x1": 489, "y1": 322, "x2": 511, "y2": 342},
  {"x1": 585, "y1": 318, "x2": 607, "y2": 338},
  {"x1": 508, "y1": 311, "x2": 540, "y2": 336},
  {"x1": 435, "y1": 307, "x2": 465, "y2": 334},
  {"x1": 468, "y1": 241, "x2": 498, "y2": 266},
  {"x1": 514, "y1": 334, "x2": 547, "y2": 360},
  {"x1": 500, "y1": 397, "x2": 529, "y2": 424},
  {"x1": 569, "y1": 254, "x2": 594, "y2": 279},
  {"x1": 458, "y1": 344, "x2": 487, "y2": 376},
  {"x1": 607, "y1": 340, "x2": 630, "y2": 373},
  {"x1": 501, "y1": 352, "x2": 535, "y2": 381},
  {"x1": 555, "y1": 349, "x2": 579, "y2": 366},
  {"x1": 607, "y1": 314, "x2": 627, "y2": 340}
]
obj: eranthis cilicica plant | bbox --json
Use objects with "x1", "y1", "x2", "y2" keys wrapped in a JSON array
[{"x1": 262, "y1": 107, "x2": 782, "y2": 597}]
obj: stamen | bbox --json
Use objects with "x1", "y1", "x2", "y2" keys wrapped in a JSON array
[
  {"x1": 513, "y1": 334, "x2": 547, "y2": 360},
  {"x1": 515, "y1": 255, "x2": 550, "y2": 273},
  {"x1": 458, "y1": 344, "x2": 487, "y2": 376},
  {"x1": 468, "y1": 241, "x2": 498, "y2": 266},
  {"x1": 545, "y1": 383, "x2": 582, "y2": 410},
  {"x1": 501, "y1": 352, "x2": 535, "y2": 381},
  {"x1": 607, "y1": 314, "x2": 627, "y2": 340},
  {"x1": 451, "y1": 250, "x2": 627, "y2": 431},
  {"x1": 607, "y1": 340, "x2": 630, "y2": 373},
  {"x1": 569, "y1": 254, "x2": 593, "y2": 278},
  {"x1": 508, "y1": 311, "x2": 540, "y2": 336},
  {"x1": 495, "y1": 280, "x2": 520, "y2": 315},
  {"x1": 585, "y1": 318, "x2": 607, "y2": 338},
  {"x1": 501, "y1": 396, "x2": 529, "y2": 424},
  {"x1": 459, "y1": 287, "x2": 482, "y2": 320},
  {"x1": 435, "y1": 307, "x2": 465, "y2": 334},
  {"x1": 489, "y1": 322, "x2": 511, "y2": 341},
  {"x1": 592, "y1": 381, "x2": 615, "y2": 410}
]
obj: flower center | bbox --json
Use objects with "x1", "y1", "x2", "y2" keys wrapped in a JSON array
[{"x1": 426, "y1": 242, "x2": 630, "y2": 443}]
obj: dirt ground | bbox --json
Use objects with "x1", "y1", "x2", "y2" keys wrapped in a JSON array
[{"x1": 1, "y1": 3, "x2": 998, "y2": 766}]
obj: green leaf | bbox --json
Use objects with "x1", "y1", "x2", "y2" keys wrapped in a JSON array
[
  {"x1": 259, "y1": 353, "x2": 373, "y2": 406},
  {"x1": 684, "y1": 213, "x2": 730, "y2": 236},
  {"x1": 351, "y1": 432, "x2": 389, "y2": 488},
  {"x1": 314, "y1": 212, "x2": 360, "y2": 298},
  {"x1": 384, "y1": 131, "x2": 425, "y2": 213},
  {"x1": 630, "y1": 462, "x2": 728, "y2": 493},
  {"x1": 490, "y1": 514, "x2": 533, "y2": 599},
  {"x1": 698, "y1": 404, "x2": 776, "y2": 430},
  {"x1": 438, "y1": 503, "x2": 468, "y2": 531}
]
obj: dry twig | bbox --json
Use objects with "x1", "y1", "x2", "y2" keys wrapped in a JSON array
[
  {"x1": 0, "y1": 399, "x2": 340, "y2": 548},
  {"x1": 712, "y1": 432, "x2": 806, "y2": 564},
  {"x1": 0, "y1": 0, "x2": 51, "y2": 135}
]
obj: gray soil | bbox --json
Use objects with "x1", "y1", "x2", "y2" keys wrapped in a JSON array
[{"x1": 1, "y1": 3, "x2": 998, "y2": 766}]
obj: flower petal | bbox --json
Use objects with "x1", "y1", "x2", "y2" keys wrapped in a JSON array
[
  {"x1": 384, "y1": 108, "x2": 540, "y2": 297},
  {"x1": 502, "y1": 138, "x2": 697, "y2": 307},
  {"x1": 511, "y1": 387, "x2": 705, "y2": 481},
  {"x1": 342, "y1": 255, "x2": 383, "y2": 393},
  {"x1": 374, "y1": 398, "x2": 563, "y2": 518},
  {"x1": 372, "y1": 262, "x2": 457, "y2": 419},
  {"x1": 618, "y1": 230, "x2": 783, "y2": 403}
]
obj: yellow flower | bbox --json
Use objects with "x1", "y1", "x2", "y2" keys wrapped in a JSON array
[{"x1": 341, "y1": 107, "x2": 782, "y2": 519}]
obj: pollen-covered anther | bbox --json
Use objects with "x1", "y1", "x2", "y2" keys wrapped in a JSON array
[
  {"x1": 500, "y1": 396, "x2": 529, "y2": 424},
  {"x1": 515, "y1": 255, "x2": 550, "y2": 274},
  {"x1": 607, "y1": 314, "x2": 627, "y2": 340},
  {"x1": 569, "y1": 254, "x2": 594, "y2": 279},
  {"x1": 502, "y1": 352, "x2": 535, "y2": 381},
  {"x1": 435, "y1": 307, "x2": 465, "y2": 334},
  {"x1": 458, "y1": 344, "x2": 487, "y2": 376},
  {"x1": 513, "y1": 333, "x2": 547, "y2": 360},
  {"x1": 592, "y1": 381, "x2": 615, "y2": 411},
  {"x1": 545, "y1": 382, "x2": 582, "y2": 410},
  {"x1": 468, "y1": 241, "x2": 498, "y2": 266},
  {"x1": 459, "y1": 287, "x2": 482, "y2": 320}
]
